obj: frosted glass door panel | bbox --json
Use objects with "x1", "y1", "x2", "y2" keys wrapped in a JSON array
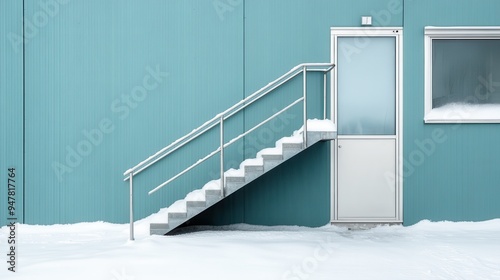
[{"x1": 338, "y1": 37, "x2": 396, "y2": 135}]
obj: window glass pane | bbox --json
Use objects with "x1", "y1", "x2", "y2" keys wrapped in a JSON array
[
  {"x1": 432, "y1": 39, "x2": 500, "y2": 108},
  {"x1": 338, "y1": 37, "x2": 396, "y2": 135}
]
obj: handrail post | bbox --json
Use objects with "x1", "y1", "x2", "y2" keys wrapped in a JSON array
[
  {"x1": 129, "y1": 173, "x2": 134, "y2": 241},
  {"x1": 323, "y1": 72, "x2": 327, "y2": 120},
  {"x1": 303, "y1": 66, "x2": 307, "y2": 148},
  {"x1": 220, "y1": 115, "x2": 225, "y2": 198}
]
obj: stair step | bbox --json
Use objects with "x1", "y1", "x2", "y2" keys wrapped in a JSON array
[
  {"x1": 150, "y1": 223, "x2": 169, "y2": 235},
  {"x1": 225, "y1": 177, "x2": 245, "y2": 195},
  {"x1": 282, "y1": 142, "x2": 303, "y2": 150},
  {"x1": 226, "y1": 176, "x2": 245, "y2": 183},
  {"x1": 245, "y1": 164, "x2": 264, "y2": 173},
  {"x1": 186, "y1": 200, "x2": 206, "y2": 208},
  {"x1": 187, "y1": 206, "x2": 206, "y2": 218},
  {"x1": 245, "y1": 170, "x2": 264, "y2": 182},
  {"x1": 282, "y1": 149, "x2": 303, "y2": 160},
  {"x1": 260, "y1": 153, "x2": 283, "y2": 161},
  {"x1": 205, "y1": 194, "x2": 222, "y2": 206},
  {"x1": 168, "y1": 211, "x2": 187, "y2": 220},
  {"x1": 202, "y1": 183, "x2": 223, "y2": 205},
  {"x1": 205, "y1": 188, "x2": 221, "y2": 196},
  {"x1": 257, "y1": 146, "x2": 285, "y2": 172},
  {"x1": 306, "y1": 131, "x2": 336, "y2": 146}
]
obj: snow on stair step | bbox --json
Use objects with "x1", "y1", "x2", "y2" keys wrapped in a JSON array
[
  {"x1": 280, "y1": 135, "x2": 303, "y2": 144},
  {"x1": 240, "y1": 157, "x2": 263, "y2": 167},
  {"x1": 225, "y1": 169, "x2": 245, "y2": 192},
  {"x1": 167, "y1": 200, "x2": 187, "y2": 220},
  {"x1": 202, "y1": 179, "x2": 221, "y2": 190},
  {"x1": 225, "y1": 168, "x2": 244, "y2": 178},
  {"x1": 168, "y1": 199, "x2": 187, "y2": 212},
  {"x1": 306, "y1": 119, "x2": 336, "y2": 131},
  {"x1": 185, "y1": 189, "x2": 207, "y2": 207},
  {"x1": 257, "y1": 136, "x2": 301, "y2": 157},
  {"x1": 226, "y1": 157, "x2": 266, "y2": 177},
  {"x1": 202, "y1": 180, "x2": 223, "y2": 197},
  {"x1": 185, "y1": 189, "x2": 205, "y2": 201},
  {"x1": 241, "y1": 157, "x2": 264, "y2": 173},
  {"x1": 147, "y1": 207, "x2": 171, "y2": 224}
]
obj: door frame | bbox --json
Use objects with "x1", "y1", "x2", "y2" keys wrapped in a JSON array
[{"x1": 330, "y1": 27, "x2": 404, "y2": 224}]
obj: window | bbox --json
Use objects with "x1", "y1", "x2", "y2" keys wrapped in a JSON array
[{"x1": 425, "y1": 27, "x2": 500, "y2": 123}]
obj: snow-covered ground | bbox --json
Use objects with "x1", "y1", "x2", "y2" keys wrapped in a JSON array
[{"x1": 1, "y1": 219, "x2": 500, "y2": 280}]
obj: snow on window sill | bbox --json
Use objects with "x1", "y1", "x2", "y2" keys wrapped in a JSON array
[{"x1": 424, "y1": 103, "x2": 500, "y2": 123}]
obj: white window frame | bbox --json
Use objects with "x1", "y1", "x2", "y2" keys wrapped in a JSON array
[{"x1": 424, "y1": 26, "x2": 500, "y2": 123}]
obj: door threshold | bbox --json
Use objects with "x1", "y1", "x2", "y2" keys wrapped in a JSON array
[{"x1": 331, "y1": 222, "x2": 402, "y2": 230}]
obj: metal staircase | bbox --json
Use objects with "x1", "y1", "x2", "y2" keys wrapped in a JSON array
[
  {"x1": 149, "y1": 122, "x2": 336, "y2": 235},
  {"x1": 123, "y1": 63, "x2": 335, "y2": 239}
]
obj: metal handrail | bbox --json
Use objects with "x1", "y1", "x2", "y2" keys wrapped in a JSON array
[{"x1": 124, "y1": 62, "x2": 334, "y2": 240}]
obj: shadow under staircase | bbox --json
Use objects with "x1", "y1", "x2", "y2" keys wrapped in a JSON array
[{"x1": 123, "y1": 63, "x2": 335, "y2": 239}]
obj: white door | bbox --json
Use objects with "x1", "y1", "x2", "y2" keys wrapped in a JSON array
[{"x1": 331, "y1": 28, "x2": 402, "y2": 223}]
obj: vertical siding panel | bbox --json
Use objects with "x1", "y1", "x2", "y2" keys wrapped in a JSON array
[{"x1": 0, "y1": 0, "x2": 24, "y2": 226}]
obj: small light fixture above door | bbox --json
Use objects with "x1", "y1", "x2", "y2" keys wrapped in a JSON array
[{"x1": 361, "y1": 16, "x2": 372, "y2": 26}]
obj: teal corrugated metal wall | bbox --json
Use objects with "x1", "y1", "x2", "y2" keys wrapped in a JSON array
[
  {"x1": 403, "y1": 0, "x2": 500, "y2": 225},
  {"x1": 3, "y1": 0, "x2": 499, "y2": 227},
  {"x1": 1, "y1": 0, "x2": 24, "y2": 226}
]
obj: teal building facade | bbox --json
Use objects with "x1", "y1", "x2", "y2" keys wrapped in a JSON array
[{"x1": 1, "y1": 0, "x2": 500, "y2": 227}]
